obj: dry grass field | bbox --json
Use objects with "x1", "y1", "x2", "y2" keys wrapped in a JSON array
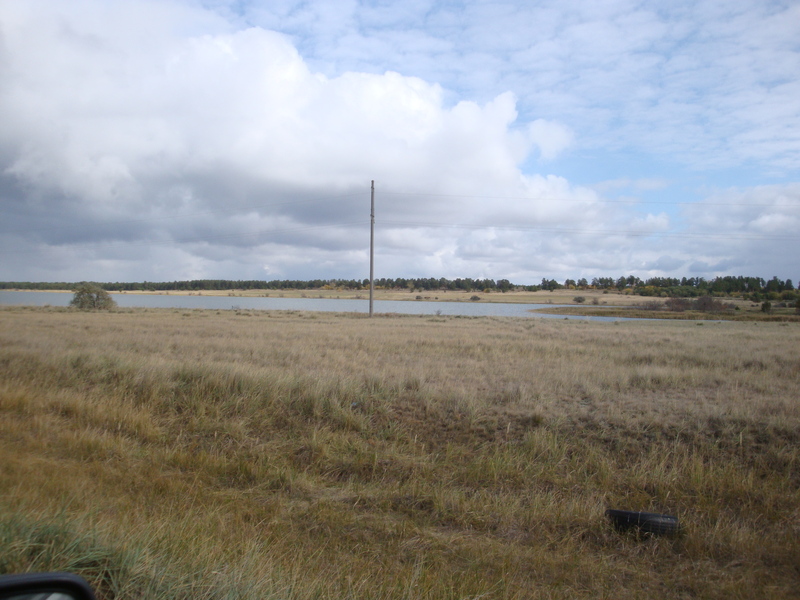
[
  {"x1": 116, "y1": 287, "x2": 645, "y2": 306},
  {"x1": 1, "y1": 306, "x2": 799, "y2": 599}
]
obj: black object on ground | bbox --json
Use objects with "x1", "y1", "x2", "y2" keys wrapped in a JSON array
[
  {"x1": 0, "y1": 572, "x2": 97, "y2": 600},
  {"x1": 606, "y1": 509, "x2": 681, "y2": 536}
]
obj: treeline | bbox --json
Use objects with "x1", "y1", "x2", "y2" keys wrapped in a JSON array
[
  {"x1": 1, "y1": 274, "x2": 796, "y2": 300},
  {"x1": 564, "y1": 275, "x2": 795, "y2": 299}
]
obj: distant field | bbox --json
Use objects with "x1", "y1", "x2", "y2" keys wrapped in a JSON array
[
  {"x1": 110, "y1": 288, "x2": 795, "y2": 320},
  {"x1": 27, "y1": 287, "x2": 612, "y2": 304},
  {"x1": 532, "y1": 305, "x2": 800, "y2": 322},
  {"x1": 1, "y1": 306, "x2": 798, "y2": 599},
  {"x1": 24, "y1": 286, "x2": 773, "y2": 310},
  {"x1": 117, "y1": 287, "x2": 730, "y2": 306}
]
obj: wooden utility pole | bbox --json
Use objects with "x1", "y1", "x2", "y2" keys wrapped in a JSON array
[{"x1": 369, "y1": 180, "x2": 375, "y2": 317}]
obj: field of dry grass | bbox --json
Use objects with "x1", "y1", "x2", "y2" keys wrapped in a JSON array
[
  {"x1": 533, "y1": 304, "x2": 800, "y2": 322},
  {"x1": 106, "y1": 287, "x2": 652, "y2": 306},
  {"x1": 1, "y1": 306, "x2": 799, "y2": 599}
]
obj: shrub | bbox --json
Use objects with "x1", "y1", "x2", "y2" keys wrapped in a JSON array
[
  {"x1": 694, "y1": 296, "x2": 717, "y2": 312},
  {"x1": 470, "y1": 295, "x2": 481, "y2": 302},
  {"x1": 693, "y1": 296, "x2": 733, "y2": 313},
  {"x1": 70, "y1": 283, "x2": 117, "y2": 310},
  {"x1": 761, "y1": 300, "x2": 772, "y2": 313},
  {"x1": 664, "y1": 297, "x2": 690, "y2": 312},
  {"x1": 573, "y1": 296, "x2": 586, "y2": 303},
  {"x1": 639, "y1": 300, "x2": 663, "y2": 311}
]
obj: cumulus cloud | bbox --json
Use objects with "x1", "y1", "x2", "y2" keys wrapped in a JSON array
[
  {"x1": 527, "y1": 120, "x2": 573, "y2": 160},
  {"x1": 0, "y1": 0, "x2": 797, "y2": 284},
  {"x1": 642, "y1": 256, "x2": 686, "y2": 272},
  {"x1": 249, "y1": 0, "x2": 800, "y2": 172},
  {"x1": 592, "y1": 178, "x2": 670, "y2": 193},
  {"x1": 0, "y1": 0, "x2": 582, "y2": 281},
  {"x1": 684, "y1": 184, "x2": 800, "y2": 237},
  {"x1": 1, "y1": 8, "x2": 539, "y2": 200}
]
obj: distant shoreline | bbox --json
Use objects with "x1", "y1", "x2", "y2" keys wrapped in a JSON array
[
  {"x1": 4, "y1": 288, "x2": 796, "y2": 321},
  {"x1": 5, "y1": 287, "x2": 605, "y2": 305}
]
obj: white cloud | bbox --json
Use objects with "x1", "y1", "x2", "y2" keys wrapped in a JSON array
[
  {"x1": 629, "y1": 213, "x2": 670, "y2": 232},
  {"x1": 0, "y1": 5, "x2": 542, "y2": 198},
  {"x1": 243, "y1": 0, "x2": 800, "y2": 172},
  {"x1": 642, "y1": 255, "x2": 686, "y2": 272},
  {"x1": 684, "y1": 183, "x2": 800, "y2": 236},
  {"x1": 527, "y1": 120, "x2": 573, "y2": 160},
  {"x1": 0, "y1": 0, "x2": 797, "y2": 285}
]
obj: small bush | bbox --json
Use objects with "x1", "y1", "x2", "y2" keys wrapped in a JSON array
[
  {"x1": 70, "y1": 283, "x2": 117, "y2": 310},
  {"x1": 694, "y1": 296, "x2": 719, "y2": 312},
  {"x1": 470, "y1": 295, "x2": 481, "y2": 302},
  {"x1": 639, "y1": 300, "x2": 663, "y2": 311},
  {"x1": 573, "y1": 296, "x2": 586, "y2": 304},
  {"x1": 761, "y1": 300, "x2": 772, "y2": 313},
  {"x1": 665, "y1": 297, "x2": 690, "y2": 312}
]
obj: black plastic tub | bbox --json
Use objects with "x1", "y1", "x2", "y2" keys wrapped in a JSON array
[{"x1": 606, "y1": 509, "x2": 681, "y2": 536}]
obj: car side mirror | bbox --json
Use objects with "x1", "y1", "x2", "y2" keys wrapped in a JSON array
[{"x1": 0, "y1": 573, "x2": 96, "y2": 600}]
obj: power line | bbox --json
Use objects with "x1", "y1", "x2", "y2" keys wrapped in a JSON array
[
  {"x1": 0, "y1": 220, "x2": 368, "y2": 255},
  {"x1": 2, "y1": 217, "x2": 795, "y2": 256},
  {"x1": 380, "y1": 190, "x2": 799, "y2": 208},
  {"x1": 380, "y1": 219, "x2": 799, "y2": 241}
]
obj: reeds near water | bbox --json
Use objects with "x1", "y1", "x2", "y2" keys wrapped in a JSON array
[{"x1": 1, "y1": 306, "x2": 799, "y2": 599}]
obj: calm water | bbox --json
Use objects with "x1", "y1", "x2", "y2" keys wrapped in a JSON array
[{"x1": 0, "y1": 290, "x2": 625, "y2": 321}]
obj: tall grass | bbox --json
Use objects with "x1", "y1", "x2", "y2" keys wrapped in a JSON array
[{"x1": 1, "y1": 307, "x2": 799, "y2": 598}]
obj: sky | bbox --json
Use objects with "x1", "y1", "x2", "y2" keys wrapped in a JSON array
[{"x1": 0, "y1": 0, "x2": 798, "y2": 285}]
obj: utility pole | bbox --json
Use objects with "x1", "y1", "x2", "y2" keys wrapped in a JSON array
[{"x1": 369, "y1": 180, "x2": 375, "y2": 317}]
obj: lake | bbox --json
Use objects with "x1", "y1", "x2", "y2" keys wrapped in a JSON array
[{"x1": 0, "y1": 290, "x2": 625, "y2": 321}]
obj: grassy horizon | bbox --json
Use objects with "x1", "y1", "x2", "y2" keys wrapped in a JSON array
[
  {"x1": 1, "y1": 306, "x2": 799, "y2": 598},
  {"x1": 7, "y1": 287, "x2": 795, "y2": 321}
]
